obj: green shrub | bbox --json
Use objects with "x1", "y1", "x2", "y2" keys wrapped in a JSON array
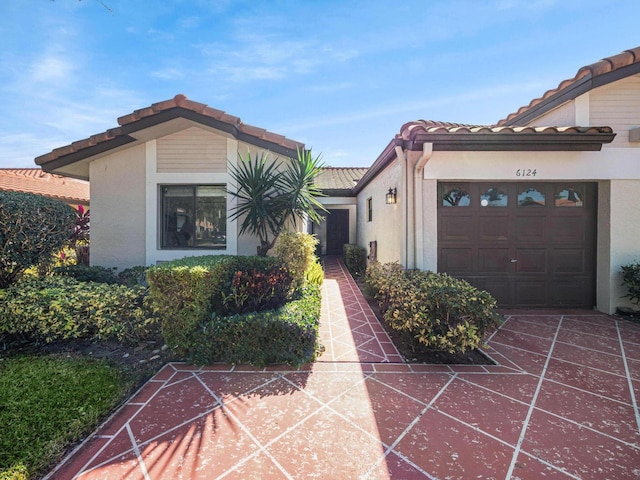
[
  {"x1": 0, "y1": 192, "x2": 76, "y2": 288},
  {"x1": 621, "y1": 262, "x2": 640, "y2": 307},
  {"x1": 181, "y1": 285, "x2": 323, "y2": 367},
  {"x1": 343, "y1": 244, "x2": 367, "y2": 277},
  {"x1": 305, "y1": 259, "x2": 324, "y2": 287},
  {"x1": 275, "y1": 231, "x2": 318, "y2": 288},
  {"x1": 52, "y1": 264, "x2": 118, "y2": 284},
  {"x1": 365, "y1": 262, "x2": 500, "y2": 354},
  {"x1": 146, "y1": 255, "x2": 294, "y2": 356},
  {"x1": 117, "y1": 266, "x2": 149, "y2": 287},
  {"x1": 0, "y1": 276, "x2": 155, "y2": 345}
]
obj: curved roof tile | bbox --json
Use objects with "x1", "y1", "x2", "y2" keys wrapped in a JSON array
[
  {"x1": 498, "y1": 47, "x2": 640, "y2": 125},
  {"x1": 36, "y1": 94, "x2": 303, "y2": 168}
]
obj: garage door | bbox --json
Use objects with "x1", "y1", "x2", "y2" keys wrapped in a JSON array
[{"x1": 438, "y1": 182, "x2": 597, "y2": 308}]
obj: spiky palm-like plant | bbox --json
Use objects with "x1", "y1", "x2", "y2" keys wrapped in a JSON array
[{"x1": 229, "y1": 148, "x2": 326, "y2": 256}]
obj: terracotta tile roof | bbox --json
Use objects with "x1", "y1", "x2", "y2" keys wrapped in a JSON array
[
  {"x1": 315, "y1": 167, "x2": 369, "y2": 194},
  {"x1": 498, "y1": 47, "x2": 640, "y2": 126},
  {"x1": 399, "y1": 120, "x2": 613, "y2": 139},
  {"x1": 354, "y1": 120, "x2": 615, "y2": 194},
  {"x1": 35, "y1": 94, "x2": 304, "y2": 171},
  {"x1": 0, "y1": 168, "x2": 89, "y2": 205}
]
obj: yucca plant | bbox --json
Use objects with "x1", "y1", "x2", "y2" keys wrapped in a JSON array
[{"x1": 228, "y1": 148, "x2": 327, "y2": 256}]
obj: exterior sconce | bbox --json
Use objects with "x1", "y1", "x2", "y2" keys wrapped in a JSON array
[{"x1": 386, "y1": 188, "x2": 397, "y2": 204}]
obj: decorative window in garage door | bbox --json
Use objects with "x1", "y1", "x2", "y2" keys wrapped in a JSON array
[
  {"x1": 480, "y1": 187, "x2": 508, "y2": 207},
  {"x1": 517, "y1": 187, "x2": 545, "y2": 207},
  {"x1": 442, "y1": 186, "x2": 471, "y2": 207},
  {"x1": 555, "y1": 187, "x2": 584, "y2": 207}
]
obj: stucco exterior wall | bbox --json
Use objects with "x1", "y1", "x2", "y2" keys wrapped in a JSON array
[
  {"x1": 90, "y1": 144, "x2": 147, "y2": 268},
  {"x1": 357, "y1": 160, "x2": 402, "y2": 264},
  {"x1": 604, "y1": 179, "x2": 640, "y2": 312}
]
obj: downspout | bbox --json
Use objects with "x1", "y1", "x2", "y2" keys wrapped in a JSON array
[
  {"x1": 394, "y1": 146, "x2": 410, "y2": 268},
  {"x1": 414, "y1": 142, "x2": 433, "y2": 270}
]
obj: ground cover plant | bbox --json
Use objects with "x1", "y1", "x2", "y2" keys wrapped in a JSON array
[{"x1": 0, "y1": 355, "x2": 132, "y2": 480}]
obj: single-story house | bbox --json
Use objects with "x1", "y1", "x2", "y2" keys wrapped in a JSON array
[
  {"x1": 354, "y1": 46, "x2": 640, "y2": 313},
  {"x1": 36, "y1": 46, "x2": 640, "y2": 314},
  {"x1": 0, "y1": 168, "x2": 89, "y2": 208},
  {"x1": 35, "y1": 95, "x2": 306, "y2": 267}
]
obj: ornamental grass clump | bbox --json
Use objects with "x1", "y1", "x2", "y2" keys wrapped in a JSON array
[{"x1": 365, "y1": 261, "x2": 500, "y2": 354}]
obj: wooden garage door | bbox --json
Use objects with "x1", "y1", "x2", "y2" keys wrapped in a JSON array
[{"x1": 438, "y1": 182, "x2": 597, "y2": 308}]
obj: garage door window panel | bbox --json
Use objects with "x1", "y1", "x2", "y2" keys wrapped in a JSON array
[
  {"x1": 555, "y1": 187, "x2": 584, "y2": 207},
  {"x1": 480, "y1": 187, "x2": 508, "y2": 207},
  {"x1": 518, "y1": 187, "x2": 546, "y2": 207},
  {"x1": 442, "y1": 186, "x2": 471, "y2": 207}
]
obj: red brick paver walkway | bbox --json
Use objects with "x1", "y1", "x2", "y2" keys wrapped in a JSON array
[{"x1": 48, "y1": 258, "x2": 640, "y2": 479}]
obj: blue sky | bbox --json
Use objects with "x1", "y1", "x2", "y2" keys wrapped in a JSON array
[{"x1": 1, "y1": 0, "x2": 639, "y2": 168}]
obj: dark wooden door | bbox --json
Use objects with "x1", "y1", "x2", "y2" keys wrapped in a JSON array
[
  {"x1": 326, "y1": 209, "x2": 350, "y2": 255},
  {"x1": 438, "y1": 182, "x2": 597, "y2": 308}
]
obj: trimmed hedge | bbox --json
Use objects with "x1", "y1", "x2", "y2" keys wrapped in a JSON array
[
  {"x1": 0, "y1": 276, "x2": 155, "y2": 344},
  {"x1": 52, "y1": 264, "x2": 118, "y2": 284},
  {"x1": 146, "y1": 255, "x2": 295, "y2": 357},
  {"x1": 180, "y1": 285, "x2": 323, "y2": 367},
  {"x1": 365, "y1": 261, "x2": 500, "y2": 354}
]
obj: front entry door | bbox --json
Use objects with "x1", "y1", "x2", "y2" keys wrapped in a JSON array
[
  {"x1": 438, "y1": 182, "x2": 597, "y2": 308},
  {"x1": 326, "y1": 209, "x2": 350, "y2": 255}
]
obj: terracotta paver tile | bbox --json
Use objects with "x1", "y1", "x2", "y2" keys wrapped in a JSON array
[
  {"x1": 521, "y1": 409, "x2": 640, "y2": 479},
  {"x1": 394, "y1": 408, "x2": 515, "y2": 479},
  {"x1": 366, "y1": 451, "x2": 430, "y2": 479},
  {"x1": 544, "y1": 358, "x2": 632, "y2": 403},
  {"x1": 52, "y1": 436, "x2": 111, "y2": 480},
  {"x1": 433, "y1": 379, "x2": 529, "y2": 445},
  {"x1": 512, "y1": 452, "x2": 578, "y2": 479},
  {"x1": 221, "y1": 378, "x2": 323, "y2": 445},
  {"x1": 138, "y1": 411, "x2": 261, "y2": 479},
  {"x1": 556, "y1": 328, "x2": 622, "y2": 356},
  {"x1": 491, "y1": 328, "x2": 553, "y2": 355},
  {"x1": 536, "y1": 380, "x2": 640, "y2": 444},
  {"x1": 456, "y1": 373, "x2": 539, "y2": 403},
  {"x1": 328, "y1": 376, "x2": 425, "y2": 446},
  {"x1": 551, "y1": 342, "x2": 626, "y2": 376},
  {"x1": 284, "y1": 371, "x2": 367, "y2": 404},
  {"x1": 267, "y1": 409, "x2": 387, "y2": 479},
  {"x1": 490, "y1": 344, "x2": 548, "y2": 375},
  {"x1": 128, "y1": 377, "x2": 219, "y2": 444},
  {"x1": 197, "y1": 372, "x2": 279, "y2": 402},
  {"x1": 219, "y1": 452, "x2": 289, "y2": 479}
]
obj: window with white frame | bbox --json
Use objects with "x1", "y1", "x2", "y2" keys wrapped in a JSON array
[{"x1": 160, "y1": 185, "x2": 226, "y2": 249}]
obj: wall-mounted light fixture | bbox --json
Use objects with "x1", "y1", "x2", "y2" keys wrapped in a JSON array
[{"x1": 385, "y1": 188, "x2": 397, "y2": 204}]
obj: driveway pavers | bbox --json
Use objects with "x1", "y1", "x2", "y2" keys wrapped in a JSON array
[{"x1": 47, "y1": 258, "x2": 640, "y2": 479}]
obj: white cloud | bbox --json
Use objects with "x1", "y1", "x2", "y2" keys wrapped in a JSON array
[{"x1": 151, "y1": 68, "x2": 186, "y2": 80}]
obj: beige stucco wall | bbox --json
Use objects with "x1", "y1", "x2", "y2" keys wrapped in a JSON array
[
  {"x1": 357, "y1": 160, "x2": 402, "y2": 264},
  {"x1": 90, "y1": 144, "x2": 147, "y2": 268},
  {"x1": 603, "y1": 180, "x2": 640, "y2": 312}
]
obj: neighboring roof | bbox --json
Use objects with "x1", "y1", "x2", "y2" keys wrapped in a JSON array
[
  {"x1": 315, "y1": 167, "x2": 369, "y2": 196},
  {"x1": 0, "y1": 168, "x2": 89, "y2": 205},
  {"x1": 499, "y1": 47, "x2": 640, "y2": 126},
  {"x1": 35, "y1": 94, "x2": 304, "y2": 176},
  {"x1": 354, "y1": 120, "x2": 615, "y2": 194}
]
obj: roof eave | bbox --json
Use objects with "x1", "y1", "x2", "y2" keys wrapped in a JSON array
[{"x1": 502, "y1": 61, "x2": 640, "y2": 126}]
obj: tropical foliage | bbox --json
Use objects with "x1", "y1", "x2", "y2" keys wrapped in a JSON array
[{"x1": 228, "y1": 148, "x2": 327, "y2": 256}]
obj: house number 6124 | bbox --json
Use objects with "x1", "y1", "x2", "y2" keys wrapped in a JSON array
[{"x1": 516, "y1": 169, "x2": 537, "y2": 177}]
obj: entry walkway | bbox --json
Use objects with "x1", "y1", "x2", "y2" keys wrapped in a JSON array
[{"x1": 49, "y1": 258, "x2": 640, "y2": 479}]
